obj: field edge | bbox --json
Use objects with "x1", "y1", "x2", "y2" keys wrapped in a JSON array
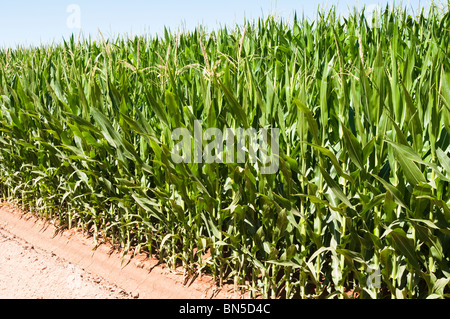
[{"x1": 0, "y1": 202, "x2": 238, "y2": 299}]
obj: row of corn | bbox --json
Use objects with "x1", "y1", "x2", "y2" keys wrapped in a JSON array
[{"x1": 0, "y1": 4, "x2": 449, "y2": 298}]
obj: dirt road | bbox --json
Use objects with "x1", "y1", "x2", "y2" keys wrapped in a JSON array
[
  {"x1": 0, "y1": 225, "x2": 133, "y2": 299},
  {"x1": 0, "y1": 203, "x2": 233, "y2": 299}
]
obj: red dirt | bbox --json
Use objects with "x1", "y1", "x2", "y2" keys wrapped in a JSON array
[{"x1": 0, "y1": 203, "x2": 239, "y2": 299}]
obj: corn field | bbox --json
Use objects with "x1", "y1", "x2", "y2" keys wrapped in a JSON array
[{"x1": 0, "y1": 4, "x2": 449, "y2": 299}]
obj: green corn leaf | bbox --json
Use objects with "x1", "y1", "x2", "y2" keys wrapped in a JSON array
[
  {"x1": 342, "y1": 125, "x2": 364, "y2": 170},
  {"x1": 386, "y1": 140, "x2": 449, "y2": 182},
  {"x1": 216, "y1": 78, "x2": 249, "y2": 129},
  {"x1": 144, "y1": 88, "x2": 169, "y2": 127},
  {"x1": 319, "y1": 166, "x2": 354, "y2": 209},
  {"x1": 410, "y1": 218, "x2": 450, "y2": 236},
  {"x1": 336, "y1": 248, "x2": 367, "y2": 265},
  {"x1": 294, "y1": 98, "x2": 320, "y2": 145},
  {"x1": 436, "y1": 148, "x2": 450, "y2": 177},
  {"x1": 303, "y1": 142, "x2": 354, "y2": 182},
  {"x1": 387, "y1": 228, "x2": 421, "y2": 271},
  {"x1": 395, "y1": 149, "x2": 427, "y2": 186}
]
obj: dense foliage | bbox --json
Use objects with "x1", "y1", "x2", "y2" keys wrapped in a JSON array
[{"x1": 0, "y1": 4, "x2": 449, "y2": 298}]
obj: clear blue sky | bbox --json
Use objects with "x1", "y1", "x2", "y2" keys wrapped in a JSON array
[{"x1": 0, "y1": 0, "x2": 440, "y2": 48}]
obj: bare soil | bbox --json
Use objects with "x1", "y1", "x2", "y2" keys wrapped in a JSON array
[{"x1": 0, "y1": 203, "x2": 238, "y2": 299}]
